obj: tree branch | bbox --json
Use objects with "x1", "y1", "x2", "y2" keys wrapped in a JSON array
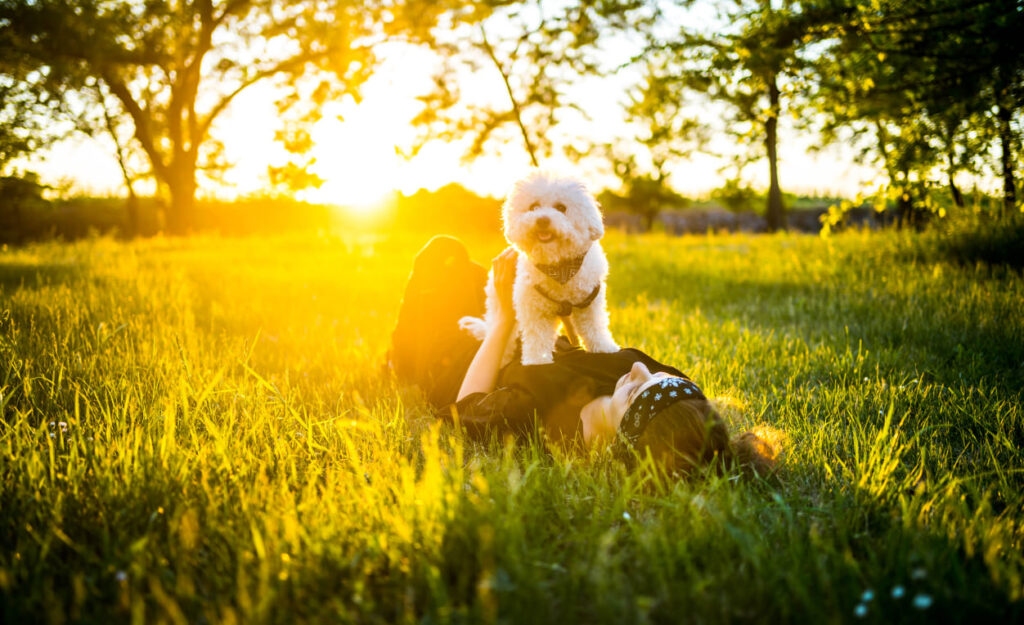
[
  {"x1": 197, "y1": 48, "x2": 340, "y2": 141},
  {"x1": 479, "y1": 24, "x2": 539, "y2": 167},
  {"x1": 213, "y1": 0, "x2": 252, "y2": 28},
  {"x1": 101, "y1": 68, "x2": 168, "y2": 181},
  {"x1": 97, "y1": 85, "x2": 140, "y2": 196}
]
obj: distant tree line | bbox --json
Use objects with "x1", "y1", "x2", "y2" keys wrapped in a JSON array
[
  {"x1": 408, "y1": 0, "x2": 1023, "y2": 230},
  {"x1": 1, "y1": 0, "x2": 1021, "y2": 235}
]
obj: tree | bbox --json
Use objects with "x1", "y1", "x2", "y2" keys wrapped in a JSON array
[
  {"x1": 659, "y1": 0, "x2": 817, "y2": 231},
  {"x1": 406, "y1": 0, "x2": 650, "y2": 168},
  {"x1": 600, "y1": 57, "x2": 705, "y2": 230},
  {"x1": 0, "y1": 44, "x2": 70, "y2": 174},
  {"x1": 0, "y1": 78, "x2": 58, "y2": 173},
  {"x1": 92, "y1": 82, "x2": 147, "y2": 236},
  {"x1": 0, "y1": 39, "x2": 70, "y2": 236},
  {"x1": 0, "y1": 0, "x2": 423, "y2": 234},
  {"x1": 808, "y1": 0, "x2": 1024, "y2": 219}
]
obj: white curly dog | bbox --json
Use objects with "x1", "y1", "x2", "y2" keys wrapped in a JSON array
[{"x1": 460, "y1": 171, "x2": 619, "y2": 365}]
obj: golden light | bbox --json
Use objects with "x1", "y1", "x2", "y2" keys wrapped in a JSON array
[{"x1": 306, "y1": 101, "x2": 404, "y2": 212}]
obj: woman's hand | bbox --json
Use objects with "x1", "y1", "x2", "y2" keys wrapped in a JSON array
[
  {"x1": 492, "y1": 247, "x2": 518, "y2": 325},
  {"x1": 457, "y1": 248, "x2": 519, "y2": 401}
]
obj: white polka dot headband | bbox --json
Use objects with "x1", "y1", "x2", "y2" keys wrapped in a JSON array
[{"x1": 611, "y1": 376, "x2": 705, "y2": 460}]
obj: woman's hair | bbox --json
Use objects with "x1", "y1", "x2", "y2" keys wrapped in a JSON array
[{"x1": 633, "y1": 399, "x2": 778, "y2": 479}]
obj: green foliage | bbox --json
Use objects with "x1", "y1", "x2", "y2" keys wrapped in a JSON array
[
  {"x1": 597, "y1": 58, "x2": 705, "y2": 230},
  {"x1": 0, "y1": 196, "x2": 335, "y2": 244},
  {"x1": 0, "y1": 0, "x2": 412, "y2": 233},
  {"x1": 710, "y1": 178, "x2": 762, "y2": 213},
  {"x1": 406, "y1": 0, "x2": 648, "y2": 167},
  {"x1": 645, "y1": 0, "x2": 818, "y2": 230},
  {"x1": 909, "y1": 212, "x2": 1024, "y2": 271},
  {"x1": 808, "y1": 0, "x2": 1024, "y2": 218},
  {"x1": 0, "y1": 172, "x2": 48, "y2": 242},
  {"x1": 600, "y1": 170, "x2": 691, "y2": 231},
  {"x1": 0, "y1": 231, "x2": 1022, "y2": 622},
  {"x1": 0, "y1": 79, "x2": 64, "y2": 172},
  {"x1": 0, "y1": 185, "x2": 504, "y2": 245}
]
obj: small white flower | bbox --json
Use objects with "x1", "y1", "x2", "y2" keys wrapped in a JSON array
[
  {"x1": 863, "y1": 377, "x2": 870, "y2": 382},
  {"x1": 49, "y1": 433, "x2": 55, "y2": 439},
  {"x1": 891, "y1": 586, "x2": 905, "y2": 599},
  {"x1": 912, "y1": 594, "x2": 932, "y2": 609},
  {"x1": 116, "y1": 571, "x2": 128, "y2": 582},
  {"x1": 854, "y1": 604, "x2": 868, "y2": 618},
  {"x1": 684, "y1": 388, "x2": 692, "y2": 394},
  {"x1": 861, "y1": 589, "x2": 874, "y2": 602},
  {"x1": 669, "y1": 391, "x2": 677, "y2": 397},
  {"x1": 654, "y1": 393, "x2": 662, "y2": 400},
  {"x1": 911, "y1": 567, "x2": 927, "y2": 580},
  {"x1": 622, "y1": 511, "x2": 631, "y2": 521}
]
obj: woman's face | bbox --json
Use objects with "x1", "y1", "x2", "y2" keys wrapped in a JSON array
[{"x1": 580, "y1": 361, "x2": 677, "y2": 444}]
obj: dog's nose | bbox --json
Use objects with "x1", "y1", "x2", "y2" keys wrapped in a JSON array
[{"x1": 536, "y1": 216, "x2": 550, "y2": 228}]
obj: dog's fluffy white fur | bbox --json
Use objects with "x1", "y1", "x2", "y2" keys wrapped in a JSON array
[{"x1": 460, "y1": 171, "x2": 619, "y2": 365}]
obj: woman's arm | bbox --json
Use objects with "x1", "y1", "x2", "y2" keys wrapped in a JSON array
[{"x1": 457, "y1": 248, "x2": 517, "y2": 401}]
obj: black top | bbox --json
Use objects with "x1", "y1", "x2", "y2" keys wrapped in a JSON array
[{"x1": 448, "y1": 341, "x2": 687, "y2": 445}]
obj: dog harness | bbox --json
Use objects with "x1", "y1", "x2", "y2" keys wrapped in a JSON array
[
  {"x1": 533, "y1": 283, "x2": 601, "y2": 317},
  {"x1": 533, "y1": 251, "x2": 589, "y2": 285}
]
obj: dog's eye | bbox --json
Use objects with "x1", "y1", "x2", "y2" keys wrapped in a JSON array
[
  {"x1": 554, "y1": 203, "x2": 567, "y2": 213},
  {"x1": 528, "y1": 202, "x2": 540, "y2": 211}
]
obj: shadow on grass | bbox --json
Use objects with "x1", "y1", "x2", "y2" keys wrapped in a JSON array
[
  {"x1": 615, "y1": 265, "x2": 1024, "y2": 392},
  {"x1": 0, "y1": 261, "x2": 82, "y2": 291}
]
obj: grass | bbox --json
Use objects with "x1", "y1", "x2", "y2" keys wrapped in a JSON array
[{"x1": 0, "y1": 229, "x2": 1022, "y2": 624}]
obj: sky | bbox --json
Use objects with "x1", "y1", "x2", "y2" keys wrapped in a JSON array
[{"x1": 23, "y1": 7, "x2": 891, "y2": 210}]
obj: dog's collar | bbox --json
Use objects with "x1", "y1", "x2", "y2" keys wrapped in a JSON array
[
  {"x1": 534, "y1": 283, "x2": 601, "y2": 317},
  {"x1": 533, "y1": 248, "x2": 590, "y2": 284}
]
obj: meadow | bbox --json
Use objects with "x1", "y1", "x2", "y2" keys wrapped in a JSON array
[{"x1": 0, "y1": 229, "x2": 1022, "y2": 624}]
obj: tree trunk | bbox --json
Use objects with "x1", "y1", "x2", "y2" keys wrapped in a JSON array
[
  {"x1": 997, "y1": 104, "x2": 1017, "y2": 217},
  {"x1": 896, "y1": 184, "x2": 914, "y2": 228},
  {"x1": 165, "y1": 161, "x2": 196, "y2": 235},
  {"x1": 948, "y1": 151, "x2": 964, "y2": 209},
  {"x1": 765, "y1": 73, "x2": 785, "y2": 231},
  {"x1": 939, "y1": 120, "x2": 964, "y2": 209},
  {"x1": 125, "y1": 190, "x2": 140, "y2": 238},
  {"x1": 894, "y1": 171, "x2": 927, "y2": 229},
  {"x1": 480, "y1": 24, "x2": 539, "y2": 168},
  {"x1": 644, "y1": 206, "x2": 656, "y2": 232}
]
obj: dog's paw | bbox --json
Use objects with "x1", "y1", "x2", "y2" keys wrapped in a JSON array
[
  {"x1": 520, "y1": 349, "x2": 555, "y2": 365},
  {"x1": 587, "y1": 339, "x2": 620, "y2": 354},
  {"x1": 458, "y1": 316, "x2": 488, "y2": 341}
]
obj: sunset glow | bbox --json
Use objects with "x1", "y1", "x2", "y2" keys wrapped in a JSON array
[{"x1": 26, "y1": 41, "x2": 890, "y2": 207}]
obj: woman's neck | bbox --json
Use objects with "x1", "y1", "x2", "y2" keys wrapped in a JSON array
[{"x1": 580, "y1": 395, "x2": 619, "y2": 446}]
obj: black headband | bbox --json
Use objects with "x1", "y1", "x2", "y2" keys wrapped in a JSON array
[{"x1": 611, "y1": 376, "x2": 705, "y2": 459}]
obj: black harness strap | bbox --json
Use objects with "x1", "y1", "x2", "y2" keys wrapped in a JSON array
[{"x1": 533, "y1": 283, "x2": 602, "y2": 317}]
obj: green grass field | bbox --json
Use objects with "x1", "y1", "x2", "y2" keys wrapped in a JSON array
[{"x1": 1, "y1": 230, "x2": 1022, "y2": 623}]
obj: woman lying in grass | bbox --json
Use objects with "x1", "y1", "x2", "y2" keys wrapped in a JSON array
[{"x1": 390, "y1": 236, "x2": 776, "y2": 477}]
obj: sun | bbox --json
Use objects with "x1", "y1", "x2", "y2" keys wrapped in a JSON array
[{"x1": 305, "y1": 110, "x2": 400, "y2": 211}]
